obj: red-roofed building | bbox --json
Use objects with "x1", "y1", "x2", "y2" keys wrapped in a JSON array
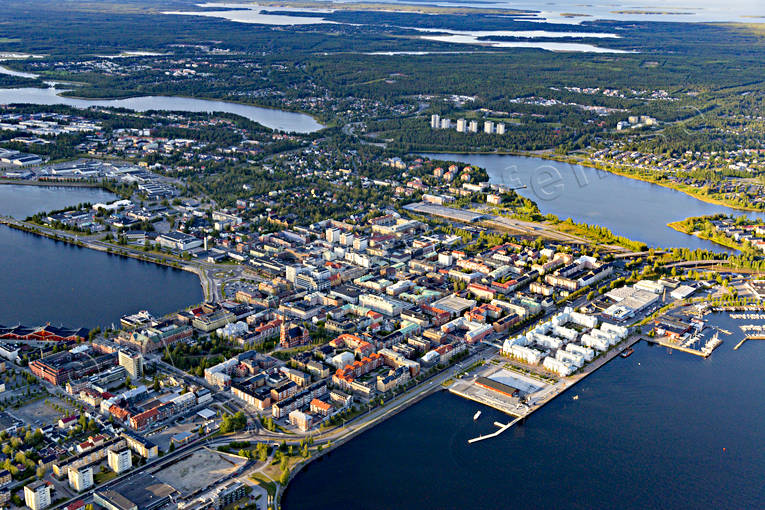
[
  {"x1": 491, "y1": 280, "x2": 517, "y2": 294},
  {"x1": 421, "y1": 305, "x2": 450, "y2": 327},
  {"x1": 309, "y1": 399, "x2": 332, "y2": 416},
  {"x1": 467, "y1": 283, "x2": 496, "y2": 301},
  {"x1": 129, "y1": 408, "x2": 159, "y2": 431},
  {"x1": 108, "y1": 405, "x2": 131, "y2": 423},
  {"x1": 66, "y1": 500, "x2": 85, "y2": 510}
]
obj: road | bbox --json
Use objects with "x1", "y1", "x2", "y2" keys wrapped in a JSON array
[{"x1": 48, "y1": 344, "x2": 494, "y2": 509}]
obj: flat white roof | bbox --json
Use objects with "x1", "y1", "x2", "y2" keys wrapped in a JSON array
[{"x1": 197, "y1": 408, "x2": 216, "y2": 420}]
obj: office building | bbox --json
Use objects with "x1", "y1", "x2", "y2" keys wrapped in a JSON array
[{"x1": 118, "y1": 350, "x2": 144, "y2": 378}]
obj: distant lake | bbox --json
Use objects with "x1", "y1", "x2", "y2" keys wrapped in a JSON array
[
  {"x1": 357, "y1": 0, "x2": 765, "y2": 23},
  {"x1": 0, "y1": 185, "x2": 203, "y2": 328},
  {"x1": 0, "y1": 86, "x2": 324, "y2": 133},
  {"x1": 164, "y1": 3, "x2": 625, "y2": 52},
  {"x1": 0, "y1": 64, "x2": 39, "y2": 79},
  {"x1": 166, "y1": 0, "x2": 765, "y2": 26},
  {"x1": 411, "y1": 27, "x2": 628, "y2": 53},
  {"x1": 165, "y1": 2, "x2": 338, "y2": 26}
]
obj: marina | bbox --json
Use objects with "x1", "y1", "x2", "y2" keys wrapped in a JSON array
[
  {"x1": 729, "y1": 313, "x2": 765, "y2": 320},
  {"x1": 644, "y1": 332, "x2": 723, "y2": 358}
]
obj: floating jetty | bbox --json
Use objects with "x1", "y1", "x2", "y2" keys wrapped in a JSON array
[
  {"x1": 468, "y1": 416, "x2": 523, "y2": 444},
  {"x1": 730, "y1": 313, "x2": 765, "y2": 320},
  {"x1": 739, "y1": 324, "x2": 765, "y2": 333},
  {"x1": 713, "y1": 305, "x2": 765, "y2": 312},
  {"x1": 734, "y1": 334, "x2": 765, "y2": 351}
]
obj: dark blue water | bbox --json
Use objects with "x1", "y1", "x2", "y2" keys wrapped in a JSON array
[
  {"x1": 422, "y1": 153, "x2": 765, "y2": 252},
  {"x1": 0, "y1": 185, "x2": 203, "y2": 328},
  {"x1": 283, "y1": 313, "x2": 765, "y2": 509},
  {"x1": 0, "y1": 184, "x2": 117, "y2": 218}
]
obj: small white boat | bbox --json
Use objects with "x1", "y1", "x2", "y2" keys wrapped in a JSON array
[
  {"x1": 473, "y1": 410, "x2": 481, "y2": 421},
  {"x1": 572, "y1": 395, "x2": 579, "y2": 401}
]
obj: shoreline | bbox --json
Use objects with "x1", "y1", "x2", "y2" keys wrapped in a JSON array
[
  {"x1": 536, "y1": 153, "x2": 765, "y2": 213},
  {"x1": 0, "y1": 83, "x2": 328, "y2": 131},
  {"x1": 0, "y1": 178, "x2": 108, "y2": 189},
  {"x1": 0, "y1": 216, "x2": 208, "y2": 298},
  {"x1": 666, "y1": 219, "x2": 745, "y2": 252},
  {"x1": 414, "y1": 149, "x2": 763, "y2": 213},
  {"x1": 278, "y1": 383, "x2": 440, "y2": 506},
  {"x1": 52, "y1": 88, "x2": 329, "y2": 129},
  {"x1": 280, "y1": 335, "x2": 642, "y2": 507}
]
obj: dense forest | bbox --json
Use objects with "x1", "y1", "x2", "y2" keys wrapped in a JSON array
[{"x1": 0, "y1": 0, "x2": 761, "y2": 158}]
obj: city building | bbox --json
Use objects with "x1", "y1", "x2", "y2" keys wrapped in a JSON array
[
  {"x1": 211, "y1": 481, "x2": 247, "y2": 509},
  {"x1": 24, "y1": 481, "x2": 51, "y2": 510},
  {"x1": 121, "y1": 431, "x2": 158, "y2": 459},
  {"x1": 0, "y1": 469, "x2": 10, "y2": 488},
  {"x1": 156, "y1": 232, "x2": 202, "y2": 251},
  {"x1": 118, "y1": 350, "x2": 144, "y2": 378},
  {"x1": 68, "y1": 464, "x2": 94, "y2": 492},
  {"x1": 94, "y1": 473, "x2": 176, "y2": 510},
  {"x1": 280, "y1": 322, "x2": 309, "y2": 349},
  {"x1": 107, "y1": 448, "x2": 133, "y2": 474}
]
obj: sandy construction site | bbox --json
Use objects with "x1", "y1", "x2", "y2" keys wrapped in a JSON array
[{"x1": 154, "y1": 449, "x2": 246, "y2": 495}]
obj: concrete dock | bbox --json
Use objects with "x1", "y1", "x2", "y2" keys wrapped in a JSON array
[{"x1": 456, "y1": 335, "x2": 642, "y2": 443}]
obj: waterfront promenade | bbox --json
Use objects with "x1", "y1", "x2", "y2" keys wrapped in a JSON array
[{"x1": 450, "y1": 335, "x2": 642, "y2": 442}]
